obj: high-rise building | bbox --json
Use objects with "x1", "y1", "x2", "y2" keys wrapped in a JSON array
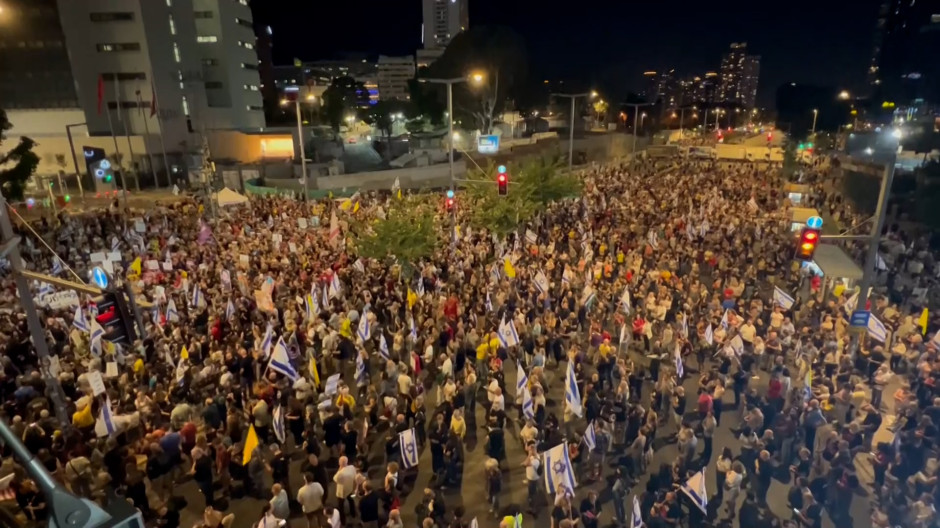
[
  {"x1": 0, "y1": 0, "x2": 78, "y2": 109},
  {"x1": 867, "y1": 0, "x2": 940, "y2": 104},
  {"x1": 641, "y1": 69, "x2": 677, "y2": 106},
  {"x1": 718, "y1": 42, "x2": 760, "y2": 108},
  {"x1": 377, "y1": 56, "x2": 415, "y2": 101},
  {"x1": 422, "y1": 0, "x2": 469, "y2": 50},
  {"x1": 691, "y1": 73, "x2": 719, "y2": 105}
]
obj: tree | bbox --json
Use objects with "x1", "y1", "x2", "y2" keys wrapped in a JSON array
[
  {"x1": 515, "y1": 154, "x2": 582, "y2": 207},
  {"x1": 322, "y1": 76, "x2": 369, "y2": 133},
  {"x1": 593, "y1": 99, "x2": 609, "y2": 127},
  {"x1": 0, "y1": 110, "x2": 39, "y2": 201},
  {"x1": 360, "y1": 99, "x2": 408, "y2": 161},
  {"x1": 353, "y1": 197, "x2": 439, "y2": 280},
  {"x1": 422, "y1": 26, "x2": 529, "y2": 134}
]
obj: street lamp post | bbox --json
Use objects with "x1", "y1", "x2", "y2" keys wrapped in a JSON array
[
  {"x1": 65, "y1": 123, "x2": 87, "y2": 201},
  {"x1": 421, "y1": 77, "x2": 468, "y2": 243},
  {"x1": 551, "y1": 92, "x2": 593, "y2": 172},
  {"x1": 811, "y1": 109, "x2": 819, "y2": 135},
  {"x1": 624, "y1": 103, "x2": 652, "y2": 163},
  {"x1": 283, "y1": 86, "x2": 308, "y2": 200}
]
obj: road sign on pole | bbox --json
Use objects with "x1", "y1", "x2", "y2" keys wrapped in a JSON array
[
  {"x1": 850, "y1": 310, "x2": 870, "y2": 328},
  {"x1": 806, "y1": 216, "x2": 823, "y2": 229},
  {"x1": 91, "y1": 267, "x2": 109, "y2": 289}
]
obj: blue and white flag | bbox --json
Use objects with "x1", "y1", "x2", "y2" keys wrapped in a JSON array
[
  {"x1": 416, "y1": 278, "x2": 425, "y2": 297},
  {"x1": 565, "y1": 360, "x2": 582, "y2": 417},
  {"x1": 489, "y1": 263, "x2": 501, "y2": 283},
  {"x1": 773, "y1": 286, "x2": 795, "y2": 310},
  {"x1": 305, "y1": 294, "x2": 317, "y2": 321},
  {"x1": 225, "y1": 299, "x2": 236, "y2": 321},
  {"x1": 498, "y1": 317, "x2": 520, "y2": 348},
  {"x1": 190, "y1": 284, "x2": 203, "y2": 308},
  {"x1": 843, "y1": 289, "x2": 859, "y2": 315},
  {"x1": 399, "y1": 427, "x2": 419, "y2": 469},
  {"x1": 521, "y1": 385, "x2": 535, "y2": 420},
  {"x1": 329, "y1": 273, "x2": 341, "y2": 299},
  {"x1": 260, "y1": 323, "x2": 274, "y2": 358},
  {"x1": 321, "y1": 285, "x2": 330, "y2": 311},
  {"x1": 408, "y1": 316, "x2": 418, "y2": 341},
  {"x1": 543, "y1": 442, "x2": 577, "y2": 496},
  {"x1": 90, "y1": 319, "x2": 105, "y2": 357},
  {"x1": 867, "y1": 313, "x2": 887, "y2": 343},
  {"x1": 516, "y1": 362, "x2": 529, "y2": 400},
  {"x1": 704, "y1": 323, "x2": 714, "y2": 346},
  {"x1": 51, "y1": 258, "x2": 64, "y2": 276},
  {"x1": 562, "y1": 265, "x2": 574, "y2": 285},
  {"x1": 632, "y1": 496, "x2": 643, "y2": 528},
  {"x1": 95, "y1": 397, "x2": 116, "y2": 437},
  {"x1": 357, "y1": 312, "x2": 371, "y2": 341},
  {"x1": 719, "y1": 309, "x2": 730, "y2": 330},
  {"x1": 378, "y1": 333, "x2": 390, "y2": 361},
  {"x1": 533, "y1": 271, "x2": 550, "y2": 294},
  {"x1": 583, "y1": 421, "x2": 597, "y2": 451},
  {"x1": 151, "y1": 302, "x2": 161, "y2": 326},
  {"x1": 680, "y1": 313, "x2": 689, "y2": 339},
  {"x1": 356, "y1": 351, "x2": 367, "y2": 385},
  {"x1": 353, "y1": 258, "x2": 365, "y2": 273},
  {"x1": 680, "y1": 470, "x2": 707, "y2": 513},
  {"x1": 37, "y1": 281, "x2": 54, "y2": 297},
  {"x1": 73, "y1": 304, "x2": 89, "y2": 333},
  {"x1": 272, "y1": 404, "x2": 286, "y2": 444},
  {"x1": 620, "y1": 286, "x2": 631, "y2": 313},
  {"x1": 165, "y1": 299, "x2": 179, "y2": 323},
  {"x1": 674, "y1": 342, "x2": 684, "y2": 378},
  {"x1": 485, "y1": 291, "x2": 493, "y2": 312},
  {"x1": 110, "y1": 236, "x2": 121, "y2": 252},
  {"x1": 267, "y1": 337, "x2": 300, "y2": 381}
]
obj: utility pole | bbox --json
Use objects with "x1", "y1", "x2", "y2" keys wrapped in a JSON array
[
  {"x1": 624, "y1": 102, "x2": 652, "y2": 163},
  {"x1": 551, "y1": 92, "x2": 593, "y2": 172},
  {"x1": 0, "y1": 197, "x2": 70, "y2": 427},
  {"x1": 65, "y1": 123, "x2": 87, "y2": 202}
]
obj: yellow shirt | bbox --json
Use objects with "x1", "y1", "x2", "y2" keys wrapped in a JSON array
[
  {"x1": 476, "y1": 342, "x2": 490, "y2": 361},
  {"x1": 335, "y1": 394, "x2": 356, "y2": 411},
  {"x1": 340, "y1": 319, "x2": 353, "y2": 339},
  {"x1": 73, "y1": 405, "x2": 94, "y2": 428}
]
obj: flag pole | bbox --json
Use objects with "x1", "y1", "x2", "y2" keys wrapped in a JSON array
[
  {"x1": 147, "y1": 72, "x2": 171, "y2": 189},
  {"x1": 103, "y1": 75, "x2": 128, "y2": 211},
  {"x1": 136, "y1": 88, "x2": 159, "y2": 189},
  {"x1": 115, "y1": 75, "x2": 140, "y2": 192}
]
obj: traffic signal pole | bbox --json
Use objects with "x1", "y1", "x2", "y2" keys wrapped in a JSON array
[
  {"x1": 0, "y1": 197, "x2": 71, "y2": 427},
  {"x1": 843, "y1": 159, "x2": 895, "y2": 359}
]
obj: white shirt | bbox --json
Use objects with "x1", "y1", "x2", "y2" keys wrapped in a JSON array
[
  {"x1": 328, "y1": 508, "x2": 341, "y2": 528},
  {"x1": 492, "y1": 393, "x2": 505, "y2": 412},
  {"x1": 525, "y1": 455, "x2": 540, "y2": 481}
]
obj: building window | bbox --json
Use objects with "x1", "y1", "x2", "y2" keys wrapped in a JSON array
[
  {"x1": 90, "y1": 12, "x2": 134, "y2": 22},
  {"x1": 196, "y1": 35, "x2": 218, "y2": 43},
  {"x1": 202, "y1": 58, "x2": 219, "y2": 66},
  {"x1": 103, "y1": 72, "x2": 147, "y2": 81},
  {"x1": 243, "y1": 84, "x2": 258, "y2": 91},
  {"x1": 241, "y1": 62, "x2": 258, "y2": 70},
  {"x1": 234, "y1": 17, "x2": 253, "y2": 28},
  {"x1": 173, "y1": 42, "x2": 181, "y2": 63},
  {"x1": 247, "y1": 105, "x2": 263, "y2": 111},
  {"x1": 238, "y1": 0, "x2": 249, "y2": 5},
  {"x1": 97, "y1": 43, "x2": 141, "y2": 52},
  {"x1": 194, "y1": 11, "x2": 214, "y2": 18},
  {"x1": 182, "y1": 95, "x2": 190, "y2": 116},
  {"x1": 237, "y1": 40, "x2": 254, "y2": 50},
  {"x1": 205, "y1": 81, "x2": 223, "y2": 89}
]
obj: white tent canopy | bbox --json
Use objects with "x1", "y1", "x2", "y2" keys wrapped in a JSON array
[{"x1": 217, "y1": 188, "x2": 249, "y2": 207}]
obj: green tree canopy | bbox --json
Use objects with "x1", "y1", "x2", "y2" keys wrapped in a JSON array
[
  {"x1": 322, "y1": 76, "x2": 369, "y2": 133},
  {"x1": 353, "y1": 197, "x2": 439, "y2": 279},
  {"x1": 0, "y1": 110, "x2": 39, "y2": 200},
  {"x1": 360, "y1": 99, "x2": 409, "y2": 160}
]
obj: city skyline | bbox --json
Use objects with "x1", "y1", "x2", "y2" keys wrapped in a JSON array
[{"x1": 253, "y1": 0, "x2": 884, "y2": 105}]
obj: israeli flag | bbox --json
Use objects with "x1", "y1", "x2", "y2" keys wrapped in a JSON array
[
  {"x1": 73, "y1": 304, "x2": 89, "y2": 332},
  {"x1": 543, "y1": 442, "x2": 577, "y2": 496},
  {"x1": 90, "y1": 319, "x2": 105, "y2": 357},
  {"x1": 489, "y1": 263, "x2": 501, "y2": 283},
  {"x1": 803, "y1": 369, "x2": 813, "y2": 402},
  {"x1": 680, "y1": 313, "x2": 689, "y2": 339},
  {"x1": 272, "y1": 404, "x2": 286, "y2": 444},
  {"x1": 416, "y1": 278, "x2": 425, "y2": 297},
  {"x1": 522, "y1": 385, "x2": 535, "y2": 420},
  {"x1": 498, "y1": 317, "x2": 520, "y2": 348},
  {"x1": 619, "y1": 324, "x2": 628, "y2": 345},
  {"x1": 620, "y1": 286, "x2": 631, "y2": 313},
  {"x1": 321, "y1": 285, "x2": 330, "y2": 311},
  {"x1": 378, "y1": 333, "x2": 391, "y2": 361},
  {"x1": 329, "y1": 273, "x2": 341, "y2": 298},
  {"x1": 356, "y1": 352, "x2": 367, "y2": 385},
  {"x1": 533, "y1": 271, "x2": 550, "y2": 294},
  {"x1": 583, "y1": 421, "x2": 597, "y2": 451},
  {"x1": 704, "y1": 323, "x2": 714, "y2": 346},
  {"x1": 867, "y1": 313, "x2": 887, "y2": 343},
  {"x1": 562, "y1": 265, "x2": 574, "y2": 285},
  {"x1": 260, "y1": 323, "x2": 274, "y2": 358},
  {"x1": 37, "y1": 281, "x2": 54, "y2": 297},
  {"x1": 111, "y1": 236, "x2": 120, "y2": 252},
  {"x1": 225, "y1": 300, "x2": 236, "y2": 321},
  {"x1": 95, "y1": 397, "x2": 116, "y2": 437},
  {"x1": 51, "y1": 258, "x2": 64, "y2": 276},
  {"x1": 399, "y1": 427, "x2": 419, "y2": 469},
  {"x1": 565, "y1": 360, "x2": 583, "y2": 417},
  {"x1": 680, "y1": 470, "x2": 708, "y2": 513},
  {"x1": 353, "y1": 258, "x2": 365, "y2": 273},
  {"x1": 357, "y1": 312, "x2": 371, "y2": 341},
  {"x1": 190, "y1": 284, "x2": 203, "y2": 308},
  {"x1": 632, "y1": 496, "x2": 642, "y2": 528},
  {"x1": 648, "y1": 230, "x2": 659, "y2": 250},
  {"x1": 485, "y1": 291, "x2": 493, "y2": 312},
  {"x1": 175, "y1": 359, "x2": 188, "y2": 385},
  {"x1": 151, "y1": 302, "x2": 162, "y2": 326},
  {"x1": 516, "y1": 362, "x2": 529, "y2": 399},
  {"x1": 166, "y1": 299, "x2": 179, "y2": 323},
  {"x1": 773, "y1": 286, "x2": 795, "y2": 310},
  {"x1": 668, "y1": 337, "x2": 682, "y2": 375},
  {"x1": 408, "y1": 316, "x2": 417, "y2": 342},
  {"x1": 843, "y1": 289, "x2": 859, "y2": 315},
  {"x1": 268, "y1": 337, "x2": 300, "y2": 381},
  {"x1": 719, "y1": 309, "x2": 730, "y2": 330}
]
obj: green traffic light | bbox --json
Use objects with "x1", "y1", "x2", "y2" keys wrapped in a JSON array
[
  {"x1": 105, "y1": 175, "x2": 113, "y2": 182},
  {"x1": 64, "y1": 195, "x2": 70, "y2": 202},
  {"x1": 807, "y1": 142, "x2": 813, "y2": 148},
  {"x1": 798, "y1": 143, "x2": 804, "y2": 150}
]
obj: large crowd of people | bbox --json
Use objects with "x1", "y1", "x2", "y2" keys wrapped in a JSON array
[{"x1": 0, "y1": 154, "x2": 938, "y2": 528}]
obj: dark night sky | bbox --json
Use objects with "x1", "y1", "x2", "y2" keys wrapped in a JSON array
[{"x1": 253, "y1": 0, "x2": 883, "y2": 106}]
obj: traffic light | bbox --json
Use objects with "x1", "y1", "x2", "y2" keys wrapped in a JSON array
[
  {"x1": 93, "y1": 290, "x2": 137, "y2": 345},
  {"x1": 445, "y1": 189, "x2": 455, "y2": 211},
  {"x1": 766, "y1": 132, "x2": 773, "y2": 142},
  {"x1": 497, "y1": 164, "x2": 508, "y2": 196},
  {"x1": 795, "y1": 227, "x2": 821, "y2": 260},
  {"x1": 797, "y1": 143, "x2": 805, "y2": 150}
]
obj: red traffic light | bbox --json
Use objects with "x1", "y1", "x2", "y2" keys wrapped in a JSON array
[
  {"x1": 497, "y1": 166, "x2": 508, "y2": 196},
  {"x1": 766, "y1": 132, "x2": 773, "y2": 141},
  {"x1": 445, "y1": 197, "x2": 455, "y2": 211},
  {"x1": 497, "y1": 174, "x2": 506, "y2": 183},
  {"x1": 795, "y1": 227, "x2": 821, "y2": 260}
]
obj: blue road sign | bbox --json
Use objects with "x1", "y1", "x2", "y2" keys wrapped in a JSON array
[
  {"x1": 477, "y1": 135, "x2": 500, "y2": 154},
  {"x1": 850, "y1": 310, "x2": 870, "y2": 328},
  {"x1": 806, "y1": 216, "x2": 823, "y2": 229},
  {"x1": 91, "y1": 266, "x2": 109, "y2": 289}
]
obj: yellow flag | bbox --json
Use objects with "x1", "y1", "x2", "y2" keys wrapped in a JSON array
[
  {"x1": 919, "y1": 308, "x2": 929, "y2": 335},
  {"x1": 832, "y1": 284, "x2": 845, "y2": 298},
  {"x1": 397, "y1": 189, "x2": 402, "y2": 200},
  {"x1": 503, "y1": 257, "x2": 516, "y2": 279},
  {"x1": 339, "y1": 199, "x2": 353, "y2": 211},
  {"x1": 309, "y1": 357, "x2": 320, "y2": 388},
  {"x1": 353, "y1": 201, "x2": 360, "y2": 213},
  {"x1": 180, "y1": 345, "x2": 189, "y2": 360},
  {"x1": 242, "y1": 424, "x2": 259, "y2": 465},
  {"x1": 129, "y1": 257, "x2": 142, "y2": 276},
  {"x1": 407, "y1": 288, "x2": 417, "y2": 309}
]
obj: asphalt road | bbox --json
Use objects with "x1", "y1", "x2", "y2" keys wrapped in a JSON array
[{"x1": 167, "y1": 343, "x2": 885, "y2": 528}]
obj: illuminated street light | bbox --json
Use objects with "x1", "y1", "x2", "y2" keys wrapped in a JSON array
[
  {"x1": 838, "y1": 90, "x2": 850, "y2": 100},
  {"x1": 279, "y1": 98, "x2": 288, "y2": 106},
  {"x1": 590, "y1": 91, "x2": 598, "y2": 98},
  {"x1": 891, "y1": 128, "x2": 902, "y2": 139},
  {"x1": 306, "y1": 94, "x2": 315, "y2": 101},
  {"x1": 471, "y1": 72, "x2": 484, "y2": 84},
  {"x1": 345, "y1": 115, "x2": 355, "y2": 123}
]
